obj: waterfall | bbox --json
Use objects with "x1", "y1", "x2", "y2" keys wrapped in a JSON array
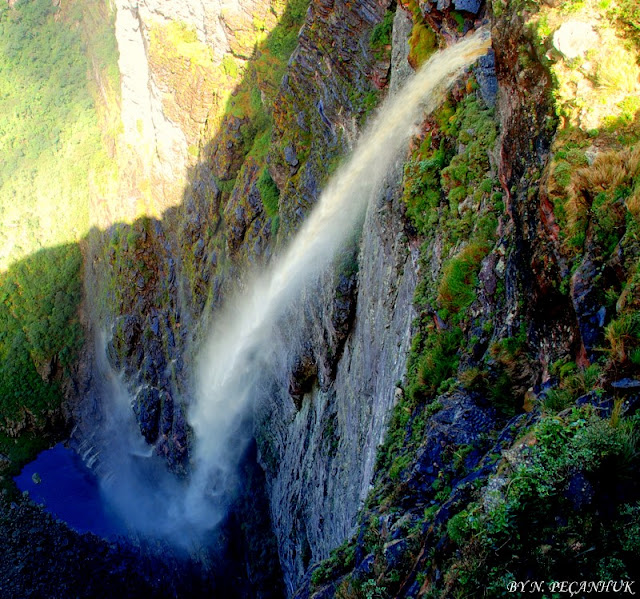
[{"x1": 97, "y1": 29, "x2": 492, "y2": 542}]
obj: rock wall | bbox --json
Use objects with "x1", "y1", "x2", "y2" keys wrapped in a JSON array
[
  {"x1": 111, "y1": 0, "x2": 278, "y2": 217},
  {"x1": 254, "y1": 7, "x2": 418, "y2": 592},
  {"x1": 256, "y1": 155, "x2": 419, "y2": 594},
  {"x1": 286, "y1": 0, "x2": 640, "y2": 596},
  {"x1": 82, "y1": 0, "x2": 401, "y2": 593},
  {"x1": 75, "y1": 0, "x2": 640, "y2": 595}
]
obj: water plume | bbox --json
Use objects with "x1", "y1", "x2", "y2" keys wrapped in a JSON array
[
  {"x1": 95, "y1": 29, "x2": 492, "y2": 541},
  {"x1": 183, "y1": 29, "x2": 492, "y2": 527}
]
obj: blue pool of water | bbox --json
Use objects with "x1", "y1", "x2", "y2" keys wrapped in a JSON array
[{"x1": 14, "y1": 443, "x2": 127, "y2": 539}]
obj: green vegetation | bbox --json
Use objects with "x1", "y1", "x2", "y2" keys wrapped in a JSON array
[
  {"x1": 607, "y1": 0, "x2": 640, "y2": 49},
  {"x1": 544, "y1": 359, "x2": 602, "y2": 411},
  {"x1": 523, "y1": 0, "x2": 640, "y2": 390},
  {"x1": 375, "y1": 89, "x2": 502, "y2": 479},
  {"x1": 257, "y1": 168, "x2": 281, "y2": 217},
  {"x1": 212, "y1": 0, "x2": 311, "y2": 196},
  {"x1": 442, "y1": 406, "x2": 640, "y2": 594},
  {"x1": 606, "y1": 311, "x2": 640, "y2": 366},
  {"x1": 545, "y1": 139, "x2": 640, "y2": 378},
  {"x1": 223, "y1": 0, "x2": 310, "y2": 124},
  {"x1": 487, "y1": 326, "x2": 532, "y2": 414},
  {"x1": 263, "y1": 0, "x2": 309, "y2": 63},
  {"x1": 437, "y1": 240, "x2": 491, "y2": 320},
  {"x1": 402, "y1": 92, "x2": 499, "y2": 401},
  {"x1": 402, "y1": 0, "x2": 438, "y2": 68},
  {"x1": 370, "y1": 9, "x2": 394, "y2": 60},
  {"x1": 408, "y1": 22, "x2": 437, "y2": 68},
  {"x1": 0, "y1": 245, "x2": 85, "y2": 481},
  {"x1": 311, "y1": 539, "x2": 356, "y2": 587},
  {"x1": 564, "y1": 146, "x2": 640, "y2": 258},
  {"x1": 151, "y1": 21, "x2": 213, "y2": 68},
  {"x1": 401, "y1": 142, "x2": 445, "y2": 231},
  {"x1": 311, "y1": 2, "x2": 640, "y2": 596},
  {"x1": 172, "y1": 0, "x2": 310, "y2": 307},
  {"x1": 0, "y1": 0, "x2": 118, "y2": 473},
  {"x1": 528, "y1": 0, "x2": 640, "y2": 131}
]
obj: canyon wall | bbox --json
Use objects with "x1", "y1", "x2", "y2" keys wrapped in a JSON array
[
  {"x1": 73, "y1": 0, "x2": 640, "y2": 595},
  {"x1": 79, "y1": 0, "x2": 406, "y2": 591}
]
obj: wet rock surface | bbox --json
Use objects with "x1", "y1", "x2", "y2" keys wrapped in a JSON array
[{"x1": 0, "y1": 497, "x2": 218, "y2": 599}]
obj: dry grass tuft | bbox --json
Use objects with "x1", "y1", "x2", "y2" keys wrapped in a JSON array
[{"x1": 567, "y1": 143, "x2": 640, "y2": 231}]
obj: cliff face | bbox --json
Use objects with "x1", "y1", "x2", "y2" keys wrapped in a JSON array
[
  {"x1": 80, "y1": 0, "x2": 414, "y2": 591},
  {"x1": 289, "y1": 1, "x2": 640, "y2": 597},
  {"x1": 70, "y1": 0, "x2": 640, "y2": 596},
  {"x1": 113, "y1": 0, "x2": 290, "y2": 213},
  {"x1": 253, "y1": 9, "x2": 418, "y2": 592},
  {"x1": 87, "y1": 0, "x2": 396, "y2": 468},
  {"x1": 82, "y1": 0, "x2": 313, "y2": 468},
  {"x1": 78, "y1": 0, "x2": 402, "y2": 591}
]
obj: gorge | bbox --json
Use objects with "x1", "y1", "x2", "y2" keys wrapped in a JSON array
[{"x1": 1, "y1": 0, "x2": 640, "y2": 597}]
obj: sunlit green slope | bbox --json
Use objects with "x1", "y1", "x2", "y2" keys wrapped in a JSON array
[{"x1": 0, "y1": 0, "x2": 118, "y2": 471}]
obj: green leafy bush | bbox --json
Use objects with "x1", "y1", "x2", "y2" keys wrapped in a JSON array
[
  {"x1": 370, "y1": 10, "x2": 394, "y2": 59},
  {"x1": 442, "y1": 407, "x2": 640, "y2": 595},
  {"x1": 257, "y1": 168, "x2": 280, "y2": 217},
  {"x1": 0, "y1": 245, "x2": 84, "y2": 432},
  {"x1": 437, "y1": 241, "x2": 490, "y2": 321}
]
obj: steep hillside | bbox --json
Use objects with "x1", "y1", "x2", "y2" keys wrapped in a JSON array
[
  {"x1": 294, "y1": 0, "x2": 640, "y2": 596},
  {"x1": 0, "y1": 0, "x2": 118, "y2": 488},
  {"x1": 0, "y1": 0, "x2": 639, "y2": 596}
]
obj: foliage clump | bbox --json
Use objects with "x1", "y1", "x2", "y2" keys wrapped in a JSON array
[
  {"x1": 311, "y1": 539, "x2": 356, "y2": 587},
  {"x1": 0, "y1": 0, "x2": 116, "y2": 267},
  {"x1": 257, "y1": 168, "x2": 281, "y2": 217},
  {"x1": 441, "y1": 406, "x2": 640, "y2": 595},
  {"x1": 370, "y1": 9, "x2": 395, "y2": 59}
]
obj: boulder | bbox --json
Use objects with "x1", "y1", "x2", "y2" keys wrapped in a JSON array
[
  {"x1": 453, "y1": 0, "x2": 481, "y2": 14},
  {"x1": 553, "y1": 21, "x2": 599, "y2": 60}
]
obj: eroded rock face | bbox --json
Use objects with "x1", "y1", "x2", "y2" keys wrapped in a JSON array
[
  {"x1": 85, "y1": 0, "x2": 401, "y2": 587},
  {"x1": 269, "y1": 0, "x2": 391, "y2": 238},
  {"x1": 113, "y1": 0, "x2": 221, "y2": 207},
  {"x1": 256, "y1": 168, "x2": 417, "y2": 593},
  {"x1": 253, "y1": 13, "x2": 416, "y2": 590},
  {"x1": 84, "y1": 0, "x2": 609, "y2": 594},
  {"x1": 115, "y1": 1, "x2": 155, "y2": 155}
]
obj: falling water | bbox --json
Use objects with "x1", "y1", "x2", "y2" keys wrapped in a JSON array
[
  {"x1": 93, "y1": 29, "x2": 492, "y2": 542},
  {"x1": 183, "y1": 29, "x2": 492, "y2": 528}
]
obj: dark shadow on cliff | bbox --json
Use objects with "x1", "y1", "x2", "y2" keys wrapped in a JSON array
[{"x1": 2, "y1": 0, "x2": 333, "y2": 594}]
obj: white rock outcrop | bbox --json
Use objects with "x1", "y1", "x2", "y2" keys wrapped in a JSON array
[{"x1": 553, "y1": 20, "x2": 599, "y2": 60}]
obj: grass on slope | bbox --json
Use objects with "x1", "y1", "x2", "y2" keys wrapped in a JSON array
[{"x1": 0, "y1": 0, "x2": 118, "y2": 472}]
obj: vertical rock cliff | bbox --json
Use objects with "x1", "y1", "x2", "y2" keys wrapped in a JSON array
[
  {"x1": 78, "y1": 0, "x2": 425, "y2": 594},
  {"x1": 10, "y1": 0, "x2": 635, "y2": 595},
  {"x1": 254, "y1": 8, "x2": 419, "y2": 591},
  {"x1": 288, "y1": 1, "x2": 640, "y2": 597}
]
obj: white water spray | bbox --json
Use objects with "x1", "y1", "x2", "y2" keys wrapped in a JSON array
[
  {"x1": 95, "y1": 30, "x2": 492, "y2": 541},
  {"x1": 182, "y1": 29, "x2": 492, "y2": 528}
]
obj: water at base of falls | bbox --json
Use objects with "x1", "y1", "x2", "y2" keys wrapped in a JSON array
[{"x1": 14, "y1": 443, "x2": 128, "y2": 539}]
